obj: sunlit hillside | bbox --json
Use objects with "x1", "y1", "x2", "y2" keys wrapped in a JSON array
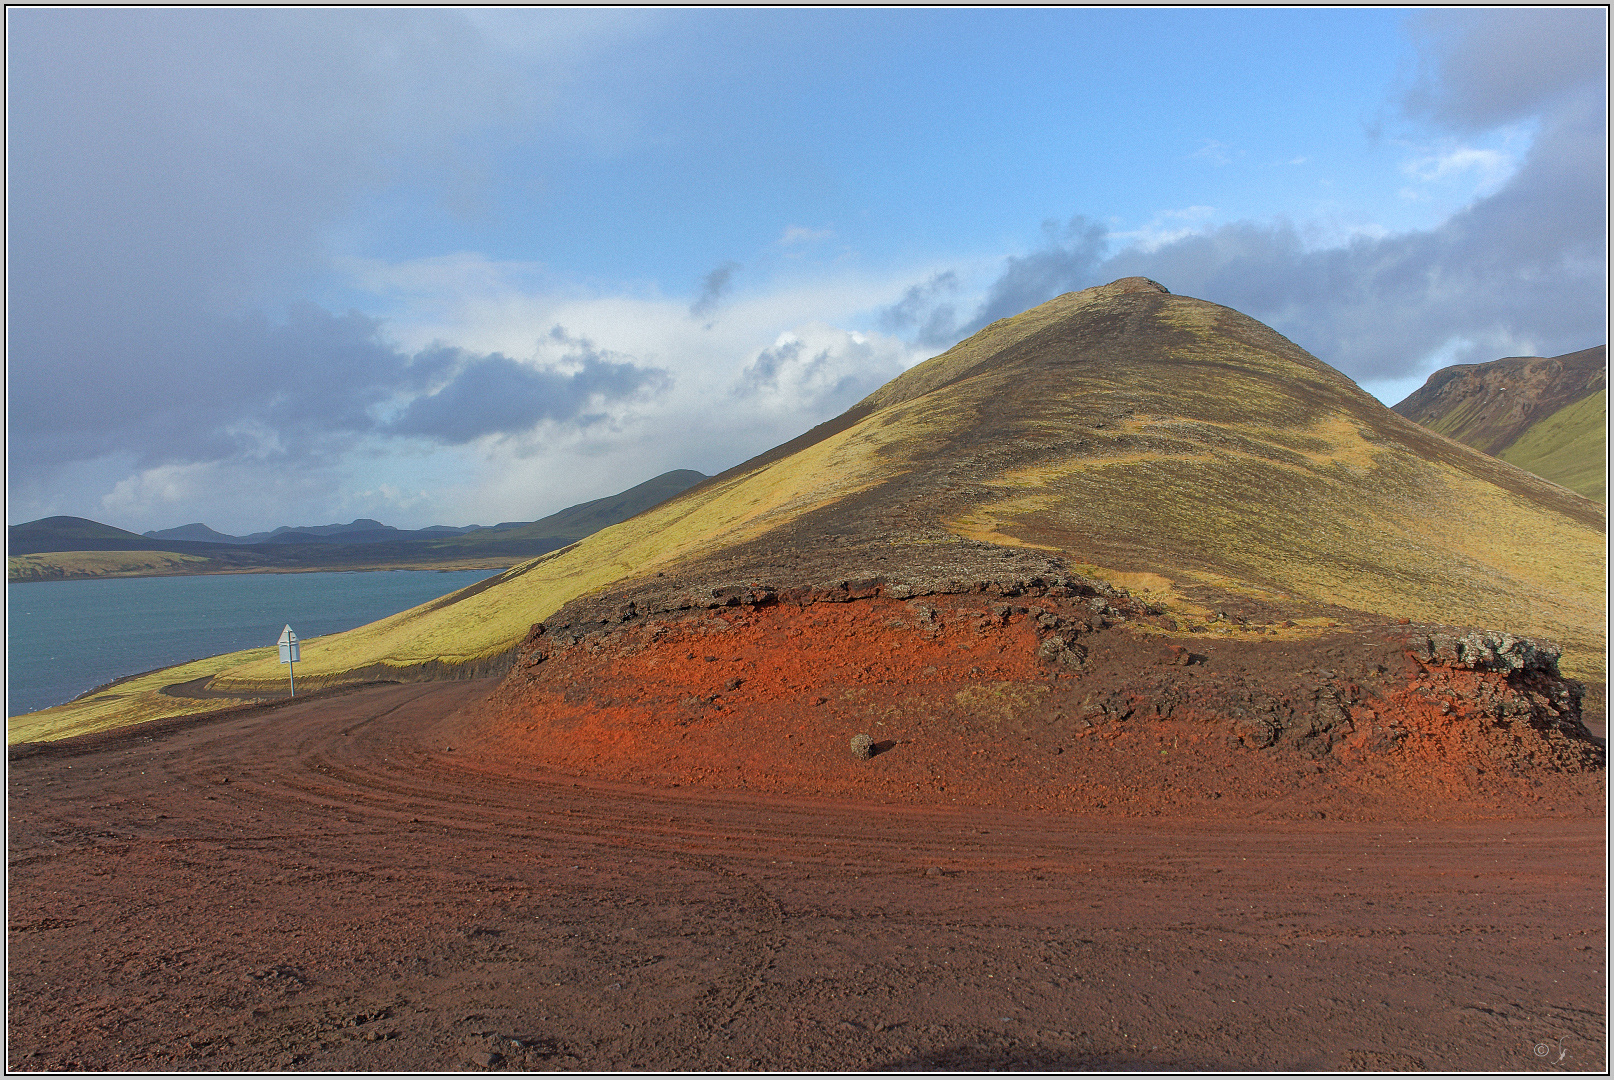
[
  {"x1": 13, "y1": 278, "x2": 1604, "y2": 743},
  {"x1": 1393, "y1": 346, "x2": 1606, "y2": 503}
]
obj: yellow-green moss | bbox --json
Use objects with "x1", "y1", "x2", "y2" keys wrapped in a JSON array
[{"x1": 1498, "y1": 388, "x2": 1606, "y2": 503}]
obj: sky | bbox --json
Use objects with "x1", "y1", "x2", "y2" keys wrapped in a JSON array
[{"x1": 7, "y1": 7, "x2": 1607, "y2": 534}]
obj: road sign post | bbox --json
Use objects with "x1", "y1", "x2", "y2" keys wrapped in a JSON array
[{"x1": 278, "y1": 625, "x2": 300, "y2": 697}]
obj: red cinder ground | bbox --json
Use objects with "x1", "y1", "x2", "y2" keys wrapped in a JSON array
[
  {"x1": 477, "y1": 594, "x2": 1603, "y2": 822},
  {"x1": 7, "y1": 595, "x2": 1606, "y2": 1072}
]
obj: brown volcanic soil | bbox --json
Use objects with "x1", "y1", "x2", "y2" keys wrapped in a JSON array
[{"x1": 9, "y1": 597, "x2": 1607, "y2": 1072}]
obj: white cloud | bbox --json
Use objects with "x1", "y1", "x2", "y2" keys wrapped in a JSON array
[
  {"x1": 1189, "y1": 139, "x2": 1232, "y2": 166},
  {"x1": 346, "y1": 483, "x2": 434, "y2": 516},
  {"x1": 1402, "y1": 144, "x2": 1514, "y2": 184},
  {"x1": 1113, "y1": 206, "x2": 1220, "y2": 253},
  {"x1": 280, "y1": 255, "x2": 941, "y2": 527},
  {"x1": 101, "y1": 463, "x2": 214, "y2": 521},
  {"x1": 778, "y1": 225, "x2": 835, "y2": 246},
  {"x1": 735, "y1": 323, "x2": 914, "y2": 412},
  {"x1": 99, "y1": 460, "x2": 347, "y2": 532}
]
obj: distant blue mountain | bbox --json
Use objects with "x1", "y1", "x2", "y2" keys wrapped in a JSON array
[
  {"x1": 135, "y1": 469, "x2": 709, "y2": 547},
  {"x1": 145, "y1": 518, "x2": 405, "y2": 545},
  {"x1": 138, "y1": 522, "x2": 242, "y2": 544}
]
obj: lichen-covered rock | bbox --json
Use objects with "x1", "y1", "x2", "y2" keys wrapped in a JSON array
[
  {"x1": 1407, "y1": 631, "x2": 1562, "y2": 675},
  {"x1": 1036, "y1": 635, "x2": 1086, "y2": 670},
  {"x1": 850, "y1": 734, "x2": 874, "y2": 760}
]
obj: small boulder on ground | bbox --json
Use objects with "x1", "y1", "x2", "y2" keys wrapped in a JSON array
[{"x1": 850, "y1": 734, "x2": 874, "y2": 760}]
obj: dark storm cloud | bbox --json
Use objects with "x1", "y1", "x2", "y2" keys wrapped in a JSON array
[
  {"x1": 7, "y1": 9, "x2": 506, "y2": 315},
  {"x1": 876, "y1": 271, "x2": 961, "y2": 349},
  {"x1": 968, "y1": 217, "x2": 1110, "y2": 331},
  {"x1": 390, "y1": 329, "x2": 671, "y2": 444},
  {"x1": 734, "y1": 332, "x2": 895, "y2": 414},
  {"x1": 1402, "y1": 8, "x2": 1607, "y2": 130},
  {"x1": 690, "y1": 261, "x2": 742, "y2": 319},
  {"x1": 902, "y1": 9, "x2": 1605, "y2": 381},
  {"x1": 6, "y1": 9, "x2": 519, "y2": 479},
  {"x1": 1104, "y1": 107, "x2": 1604, "y2": 377},
  {"x1": 8, "y1": 302, "x2": 669, "y2": 477},
  {"x1": 8, "y1": 305, "x2": 431, "y2": 475}
]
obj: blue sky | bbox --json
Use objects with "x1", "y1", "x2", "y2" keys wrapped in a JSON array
[{"x1": 7, "y1": 7, "x2": 1606, "y2": 533}]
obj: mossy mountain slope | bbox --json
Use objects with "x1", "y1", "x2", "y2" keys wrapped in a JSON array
[
  {"x1": 639, "y1": 276, "x2": 1601, "y2": 671},
  {"x1": 1497, "y1": 388, "x2": 1606, "y2": 503},
  {"x1": 13, "y1": 278, "x2": 1605, "y2": 742},
  {"x1": 1392, "y1": 346, "x2": 1607, "y2": 502},
  {"x1": 487, "y1": 469, "x2": 709, "y2": 542}
]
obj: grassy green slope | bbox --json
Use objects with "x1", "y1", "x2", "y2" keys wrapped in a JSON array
[
  {"x1": 1497, "y1": 388, "x2": 1607, "y2": 503},
  {"x1": 8, "y1": 551, "x2": 216, "y2": 582},
  {"x1": 1391, "y1": 346, "x2": 1605, "y2": 501}
]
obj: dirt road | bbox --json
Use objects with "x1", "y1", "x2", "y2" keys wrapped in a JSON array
[{"x1": 8, "y1": 680, "x2": 1605, "y2": 1071}]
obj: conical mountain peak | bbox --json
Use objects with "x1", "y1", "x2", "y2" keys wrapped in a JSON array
[
  {"x1": 861, "y1": 277, "x2": 1339, "y2": 420},
  {"x1": 19, "y1": 287, "x2": 1604, "y2": 791},
  {"x1": 445, "y1": 278, "x2": 1601, "y2": 814},
  {"x1": 192, "y1": 282, "x2": 1601, "y2": 694}
]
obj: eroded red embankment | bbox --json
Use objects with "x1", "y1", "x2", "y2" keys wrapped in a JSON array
[{"x1": 469, "y1": 592, "x2": 1603, "y2": 821}]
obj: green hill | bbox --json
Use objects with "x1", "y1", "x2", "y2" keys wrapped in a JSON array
[
  {"x1": 484, "y1": 470, "x2": 709, "y2": 542},
  {"x1": 1392, "y1": 346, "x2": 1606, "y2": 502},
  {"x1": 1496, "y1": 388, "x2": 1607, "y2": 503}
]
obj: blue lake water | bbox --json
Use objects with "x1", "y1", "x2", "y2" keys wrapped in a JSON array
[{"x1": 6, "y1": 568, "x2": 504, "y2": 717}]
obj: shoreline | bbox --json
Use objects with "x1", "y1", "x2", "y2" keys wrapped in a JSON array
[
  {"x1": 8, "y1": 560, "x2": 514, "y2": 584},
  {"x1": 7, "y1": 566, "x2": 515, "y2": 730}
]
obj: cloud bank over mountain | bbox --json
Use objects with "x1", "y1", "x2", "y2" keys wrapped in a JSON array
[
  {"x1": 889, "y1": 9, "x2": 1605, "y2": 389},
  {"x1": 7, "y1": 8, "x2": 1603, "y2": 533}
]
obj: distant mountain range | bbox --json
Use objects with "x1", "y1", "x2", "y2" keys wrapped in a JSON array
[
  {"x1": 143, "y1": 519, "x2": 404, "y2": 545},
  {"x1": 1392, "y1": 345, "x2": 1605, "y2": 503},
  {"x1": 138, "y1": 469, "x2": 710, "y2": 547},
  {"x1": 8, "y1": 469, "x2": 708, "y2": 579}
]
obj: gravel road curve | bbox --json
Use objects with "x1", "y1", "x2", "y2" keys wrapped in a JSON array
[{"x1": 8, "y1": 680, "x2": 1605, "y2": 1071}]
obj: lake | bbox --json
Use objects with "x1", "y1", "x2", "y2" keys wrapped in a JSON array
[{"x1": 6, "y1": 568, "x2": 504, "y2": 717}]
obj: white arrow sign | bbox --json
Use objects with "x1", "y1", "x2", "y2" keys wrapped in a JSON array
[
  {"x1": 278, "y1": 624, "x2": 300, "y2": 697},
  {"x1": 278, "y1": 625, "x2": 300, "y2": 663}
]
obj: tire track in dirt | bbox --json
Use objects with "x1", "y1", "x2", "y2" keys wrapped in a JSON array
[{"x1": 8, "y1": 680, "x2": 1606, "y2": 1072}]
